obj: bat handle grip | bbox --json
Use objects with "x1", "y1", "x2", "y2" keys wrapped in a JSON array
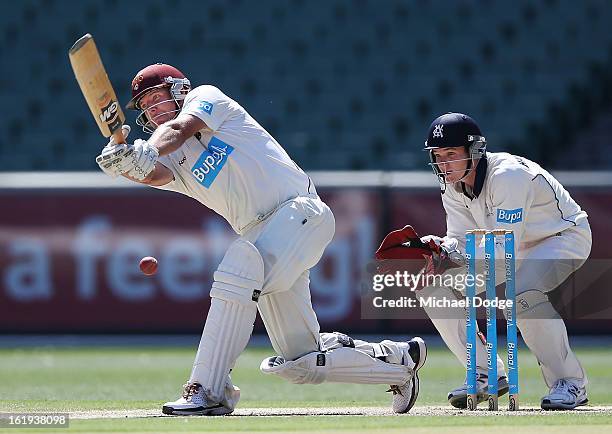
[{"x1": 111, "y1": 128, "x2": 126, "y2": 145}]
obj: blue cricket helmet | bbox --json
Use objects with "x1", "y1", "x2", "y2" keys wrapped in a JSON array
[
  {"x1": 424, "y1": 112, "x2": 485, "y2": 152},
  {"x1": 424, "y1": 112, "x2": 487, "y2": 189}
]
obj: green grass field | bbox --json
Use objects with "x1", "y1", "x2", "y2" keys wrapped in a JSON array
[{"x1": 1, "y1": 343, "x2": 611, "y2": 433}]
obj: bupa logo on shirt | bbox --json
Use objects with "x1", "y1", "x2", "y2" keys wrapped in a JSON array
[
  {"x1": 198, "y1": 100, "x2": 214, "y2": 115},
  {"x1": 191, "y1": 136, "x2": 233, "y2": 188},
  {"x1": 496, "y1": 208, "x2": 523, "y2": 224},
  {"x1": 186, "y1": 100, "x2": 214, "y2": 115}
]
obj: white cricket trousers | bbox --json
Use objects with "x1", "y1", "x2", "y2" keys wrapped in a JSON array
[
  {"x1": 421, "y1": 217, "x2": 591, "y2": 388},
  {"x1": 242, "y1": 194, "x2": 335, "y2": 360}
]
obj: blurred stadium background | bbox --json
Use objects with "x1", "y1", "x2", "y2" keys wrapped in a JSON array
[{"x1": 1, "y1": 0, "x2": 612, "y2": 338}]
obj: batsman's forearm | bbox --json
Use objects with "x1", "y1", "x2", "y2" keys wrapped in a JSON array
[
  {"x1": 122, "y1": 162, "x2": 174, "y2": 186},
  {"x1": 148, "y1": 122, "x2": 188, "y2": 157},
  {"x1": 142, "y1": 163, "x2": 175, "y2": 186}
]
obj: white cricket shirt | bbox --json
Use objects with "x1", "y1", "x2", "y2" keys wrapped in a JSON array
[
  {"x1": 442, "y1": 152, "x2": 588, "y2": 256},
  {"x1": 153, "y1": 85, "x2": 314, "y2": 234}
]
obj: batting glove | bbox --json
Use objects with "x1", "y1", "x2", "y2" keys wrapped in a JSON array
[
  {"x1": 126, "y1": 139, "x2": 159, "y2": 181},
  {"x1": 96, "y1": 125, "x2": 133, "y2": 178}
]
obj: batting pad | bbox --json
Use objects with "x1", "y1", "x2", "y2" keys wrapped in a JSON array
[
  {"x1": 190, "y1": 239, "x2": 263, "y2": 405},
  {"x1": 260, "y1": 347, "x2": 412, "y2": 386}
]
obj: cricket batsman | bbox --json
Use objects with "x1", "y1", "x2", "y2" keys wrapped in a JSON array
[
  {"x1": 94, "y1": 63, "x2": 427, "y2": 415},
  {"x1": 379, "y1": 112, "x2": 591, "y2": 410}
]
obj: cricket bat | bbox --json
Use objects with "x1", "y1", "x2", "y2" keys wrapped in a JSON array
[{"x1": 68, "y1": 33, "x2": 125, "y2": 144}]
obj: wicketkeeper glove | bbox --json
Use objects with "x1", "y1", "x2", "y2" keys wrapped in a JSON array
[{"x1": 375, "y1": 226, "x2": 466, "y2": 281}]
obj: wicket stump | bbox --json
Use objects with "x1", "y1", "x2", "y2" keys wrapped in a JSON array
[{"x1": 465, "y1": 229, "x2": 519, "y2": 411}]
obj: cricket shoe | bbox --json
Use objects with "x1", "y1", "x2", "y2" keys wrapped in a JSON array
[
  {"x1": 162, "y1": 382, "x2": 239, "y2": 416},
  {"x1": 541, "y1": 378, "x2": 588, "y2": 410},
  {"x1": 388, "y1": 337, "x2": 427, "y2": 413},
  {"x1": 447, "y1": 374, "x2": 509, "y2": 409}
]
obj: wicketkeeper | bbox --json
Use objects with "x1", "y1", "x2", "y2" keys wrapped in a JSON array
[{"x1": 378, "y1": 112, "x2": 591, "y2": 410}]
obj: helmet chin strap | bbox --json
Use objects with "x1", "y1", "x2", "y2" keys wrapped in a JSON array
[{"x1": 439, "y1": 173, "x2": 448, "y2": 193}]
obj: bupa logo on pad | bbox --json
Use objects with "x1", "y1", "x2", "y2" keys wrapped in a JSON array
[{"x1": 497, "y1": 208, "x2": 523, "y2": 224}]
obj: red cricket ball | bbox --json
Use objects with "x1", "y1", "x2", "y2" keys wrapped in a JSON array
[{"x1": 139, "y1": 256, "x2": 158, "y2": 276}]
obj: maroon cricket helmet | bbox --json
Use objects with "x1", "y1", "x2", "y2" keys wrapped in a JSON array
[{"x1": 126, "y1": 63, "x2": 191, "y2": 110}]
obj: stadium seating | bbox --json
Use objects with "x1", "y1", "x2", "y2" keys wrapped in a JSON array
[{"x1": 1, "y1": 0, "x2": 611, "y2": 170}]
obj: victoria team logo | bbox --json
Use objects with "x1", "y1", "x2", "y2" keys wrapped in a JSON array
[
  {"x1": 191, "y1": 137, "x2": 233, "y2": 188},
  {"x1": 496, "y1": 208, "x2": 523, "y2": 224},
  {"x1": 432, "y1": 124, "x2": 444, "y2": 138}
]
